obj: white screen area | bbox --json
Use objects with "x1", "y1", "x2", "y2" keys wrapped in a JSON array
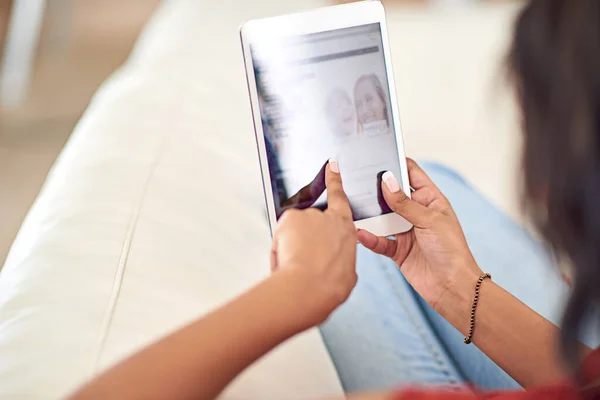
[{"x1": 251, "y1": 23, "x2": 403, "y2": 221}]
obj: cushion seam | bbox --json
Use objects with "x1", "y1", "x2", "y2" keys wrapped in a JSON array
[{"x1": 88, "y1": 135, "x2": 167, "y2": 377}]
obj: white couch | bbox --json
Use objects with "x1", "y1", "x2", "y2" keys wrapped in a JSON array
[{"x1": 0, "y1": 1, "x2": 521, "y2": 398}]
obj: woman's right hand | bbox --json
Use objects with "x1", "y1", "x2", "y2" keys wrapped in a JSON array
[
  {"x1": 271, "y1": 159, "x2": 358, "y2": 329},
  {"x1": 357, "y1": 159, "x2": 483, "y2": 315}
]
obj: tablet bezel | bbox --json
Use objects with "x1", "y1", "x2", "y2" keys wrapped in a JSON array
[{"x1": 241, "y1": 0, "x2": 413, "y2": 237}]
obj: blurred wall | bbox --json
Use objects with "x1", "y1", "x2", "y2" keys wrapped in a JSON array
[{"x1": 0, "y1": 0, "x2": 159, "y2": 266}]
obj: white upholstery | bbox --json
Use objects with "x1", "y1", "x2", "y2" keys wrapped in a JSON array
[{"x1": 0, "y1": 1, "x2": 522, "y2": 399}]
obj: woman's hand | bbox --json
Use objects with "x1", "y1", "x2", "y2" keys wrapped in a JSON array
[
  {"x1": 358, "y1": 160, "x2": 584, "y2": 387},
  {"x1": 357, "y1": 159, "x2": 482, "y2": 314},
  {"x1": 68, "y1": 162, "x2": 356, "y2": 400},
  {"x1": 271, "y1": 159, "x2": 358, "y2": 328}
]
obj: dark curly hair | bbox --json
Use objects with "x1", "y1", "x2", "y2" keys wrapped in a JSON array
[{"x1": 508, "y1": 0, "x2": 600, "y2": 370}]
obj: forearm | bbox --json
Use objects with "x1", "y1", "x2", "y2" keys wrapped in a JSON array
[
  {"x1": 440, "y1": 269, "x2": 591, "y2": 388},
  {"x1": 70, "y1": 270, "x2": 309, "y2": 400}
]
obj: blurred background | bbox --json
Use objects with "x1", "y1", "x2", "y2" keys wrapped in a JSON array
[
  {"x1": 0, "y1": 0, "x2": 159, "y2": 264},
  {"x1": 0, "y1": 0, "x2": 518, "y2": 266}
]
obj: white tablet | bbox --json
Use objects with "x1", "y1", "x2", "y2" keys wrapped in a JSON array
[{"x1": 241, "y1": 1, "x2": 412, "y2": 237}]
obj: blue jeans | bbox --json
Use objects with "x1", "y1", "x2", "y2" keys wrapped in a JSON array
[{"x1": 320, "y1": 163, "x2": 599, "y2": 393}]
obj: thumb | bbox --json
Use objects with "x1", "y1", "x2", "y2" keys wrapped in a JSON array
[{"x1": 382, "y1": 171, "x2": 431, "y2": 228}]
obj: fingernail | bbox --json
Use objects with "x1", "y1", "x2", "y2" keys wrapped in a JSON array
[
  {"x1": 382, "y1": 171, "x2": 400, "y2": 193},
  {"x1": 328, "y1": 158, "x2": 340, "y2": 174}
]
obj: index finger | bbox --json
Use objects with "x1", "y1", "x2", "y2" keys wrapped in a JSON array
[{"x1": 325, "y1": 159, "x2": 353, "y2": 220}]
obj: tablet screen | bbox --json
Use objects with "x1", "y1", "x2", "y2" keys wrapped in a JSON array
[{"x1": 251, "y1": 23, "x2": 403, "y2": 221}]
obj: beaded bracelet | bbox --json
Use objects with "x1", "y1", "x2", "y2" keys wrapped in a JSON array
[{"x1": 464, "y1": 273, "x2": 492, "y2": 344}]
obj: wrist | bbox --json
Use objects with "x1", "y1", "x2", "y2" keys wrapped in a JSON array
[
  {"x1": 272, "y1": 267, "x2": 338, "y2": 330},
  {"x1": 266, "y1": 268, "x2": 327, "y2": 333},
  {"x1": 437, "y1": 265, "x2": 483, "y2": 336}
]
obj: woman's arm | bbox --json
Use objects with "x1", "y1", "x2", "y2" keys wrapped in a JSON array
[
  {"x1": 440, "y1": 271, "x2": 592, "y2": 387},
  {"x1": 358, "y1": 160, "x2": 591, "y2": 388},
  {"x1": 69, "y1": 269, "x2": 311, "y2": 400},
  {"x1": 69, "y1": 160, "x2": 357, "y2": 400}
]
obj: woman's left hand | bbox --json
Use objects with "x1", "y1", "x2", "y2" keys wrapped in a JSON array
[{"x1": 271, "y1": 159, "x2": 358, "y2": 328}]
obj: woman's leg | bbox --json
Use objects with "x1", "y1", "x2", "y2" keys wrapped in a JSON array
[{"x1": 320, "y1": 244, "x2": 466, "y2": 393}]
